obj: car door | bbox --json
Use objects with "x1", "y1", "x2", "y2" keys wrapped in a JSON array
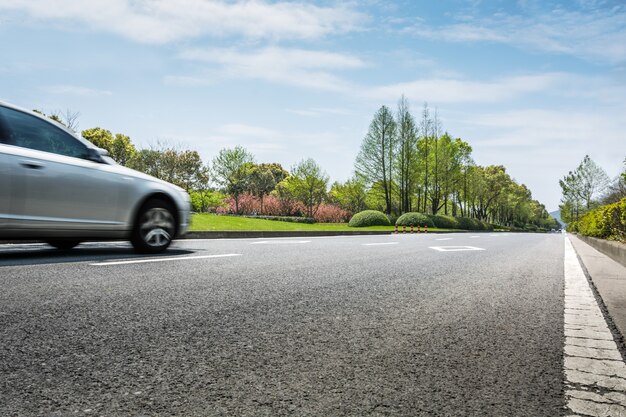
[{"x1": 0, "y1": 105, "x2": 124, "y2": 232}]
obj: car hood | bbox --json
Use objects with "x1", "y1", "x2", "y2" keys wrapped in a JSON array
[{"x1": 105, "y1": 162, "x2": 186, "y2": 194}]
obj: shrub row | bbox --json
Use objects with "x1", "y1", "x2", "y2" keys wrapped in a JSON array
[
  {"x1": 568, "y1": 198, "x2": 626, "y2": 241},
  {"x1": 243, "y1": 215, "x2": 315, "y2": 224},
  {"x1": 349, "y1": 210, "x2": 493, "y2": 230}
]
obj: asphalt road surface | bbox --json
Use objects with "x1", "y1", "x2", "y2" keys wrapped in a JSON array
[{"x1": 1, "y1": 233, "x2": 568, "y2": 416}]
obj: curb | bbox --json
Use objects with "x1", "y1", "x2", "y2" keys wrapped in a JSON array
[
  {"x1": 575, "y1": 234, "x2": 626, "y2": 268},
  {"x1": 183, "y1": 230, "x2": 393, "y2": 239},
  {"x1": 181, "y1": 229, "x2": 488, "y2": 239}
]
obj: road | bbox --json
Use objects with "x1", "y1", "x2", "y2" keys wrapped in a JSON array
[{"x1": 0, "y1": 232, "x2": 610, "y2": 416}]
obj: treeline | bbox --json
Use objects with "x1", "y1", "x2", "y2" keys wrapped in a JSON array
[
  {"x1": 353, "y1": 97, "x2": 558, "y2": 230},
  {"x1": 560, "y1": 156, "x2": 626, "y2": 240},
  {"x1": 43, "y1": 99, "x2": 558, "y2": 229}
]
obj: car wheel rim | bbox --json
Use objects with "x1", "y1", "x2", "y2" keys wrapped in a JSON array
[{"x1": 140, "y1": 208, "x2": 174, "y2": 247}]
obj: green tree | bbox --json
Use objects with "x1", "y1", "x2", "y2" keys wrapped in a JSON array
[
  {"x1": 212, "y1": 146, "x2": 255, "y2": 214},
  {"x1": 82, "y1": 127, "x2": 136, "y2": 166},
  {"x1": 329, "y1": 177, "x2": 367, "y2": 214},
  {"x1": 279, "y1": 158, "x2": 329, "y2": 218},
  {"x1": 247, "y1": 163, "x2": 289, "y2": 213},
  {"x1": 355, "y1": 105, "x2": 397, "y2": 215},
  {"x1": 394, "y1": 96, "x2": 418, "y2": 214}
]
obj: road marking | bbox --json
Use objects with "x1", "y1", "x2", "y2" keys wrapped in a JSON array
[
  {"x1": 563, "y1": 236, "x2": 626, "y2": 416},
  {"x1": 362, "y1": 242, "x2": 399, "y2": 246},
  {"x1": 436, "y1": 238, "x2": 453, "y2": 241},
  {"x1": 469, "y1": 236, "x2": 480, "y2": 238},
  {"x1": 250, "y1": 240, "x2": 311, "y2": 245},
  {"x1": 90, "y1": 254, "x2": 242, "y2": 266},
  {"x1": 429, "y1": 246, "x2": 485, "y2": 252}
]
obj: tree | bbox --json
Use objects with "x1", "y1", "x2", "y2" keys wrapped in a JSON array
[
  {"x1": 559, "y1": 155, "x2": 610, "y2": 221},
  {"x1": 128, "y1": 145, "x2": 209, "y2": 193},
  {"x1": 82, "y1": 127, "x2": 137, "y2": 166},
  {"x1": 246, "y1": 163, "x2": 289, "y2": 213},
  {"x1": 394, "y1": 96, "x2": 417, "y2": 213},
  {"x1": 212, "y1": 146, "x2": 255, "y2": 214},
  {"x1": 281, "y1": 158, "x2": 329, "y2": 218},
  {"x1": 329, "y1": 177, "x2": 367, "y2": 214},
  {"x1": 355, "y1": 105, "x2": 396, "y2": 215},
  {"x1": 576, "y1": 155, "x2": 610, "y2": 210}
]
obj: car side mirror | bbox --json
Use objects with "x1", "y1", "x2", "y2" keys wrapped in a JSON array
[{"x1": 86, "y1": 147, "x2": 107, "y2": 163}]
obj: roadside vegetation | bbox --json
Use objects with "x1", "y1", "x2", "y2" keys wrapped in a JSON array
[
  {"x1": 560, "y1": 157, "x2": 626, "y2": 241},
  {"x1": 42, "y1": 99, "x2": 558, "y2": 232}
]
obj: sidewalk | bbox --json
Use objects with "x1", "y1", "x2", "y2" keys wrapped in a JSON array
[{"x1": 569, "y1": 234, "x2": 626, "y2": 341}]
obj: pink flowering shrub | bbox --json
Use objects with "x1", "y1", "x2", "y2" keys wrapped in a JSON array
[
  {"x1": 313, "y1": 204, "x2": 351, "y2": 223},
  {"x1": 215, "y1": 194, "x2": 348, "y2": 222}
]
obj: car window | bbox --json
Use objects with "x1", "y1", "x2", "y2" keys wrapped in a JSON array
[{"x1": 0, "y1": 106, "x2": 89, "y2": 159}]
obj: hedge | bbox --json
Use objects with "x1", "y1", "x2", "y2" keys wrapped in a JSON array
[
  {"x1": 243, "y1": 215, "x2": 315, "y2": 224},
  {"x1": 569, "y1": 198, "x2": 626, "y2": 241},
  {"x1": 396, "y1": 212, "x2": 435, "y2": 228},
  {"x1": 348, "y1": 210, "x2": 391, "y2": 227},
  {"x1": 430, "y1": 215, "x2": 459, "y2": 229}
]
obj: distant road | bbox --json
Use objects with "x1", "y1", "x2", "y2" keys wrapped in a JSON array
[{"x1": 0, "y1": 233, "x2": 572, "y2": 416}]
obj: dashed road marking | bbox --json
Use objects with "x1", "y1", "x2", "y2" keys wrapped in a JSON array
[
  {"x1": 469, "y1": 236, "x2": 480, "y2": 238},
  {"x1": 429, "y1": 246, "x2": 485, "y2": 252},
  {"x1": 436, "y1": 238, "x2": 453, "y2": 241},
  {"x1": 563, "y1": 236, "x2": 626, "y2": 416},
  {"x1": 90, "y1": 254, "x2": 242, "y2": 266},
  {"x1": 362, "y1": 242, "x2": 399, "y2": 246},
  {"x1": 250, "y1": 240, "x2": 311, "y2": 245}
]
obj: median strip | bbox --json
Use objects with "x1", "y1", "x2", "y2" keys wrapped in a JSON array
[{"x1": 90, "y1": 254, "x2": 242, "y2": 266}]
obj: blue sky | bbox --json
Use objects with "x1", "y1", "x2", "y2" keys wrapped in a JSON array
[{"x1": 1, "y1": 0, "x2": 625, "y2": 211}]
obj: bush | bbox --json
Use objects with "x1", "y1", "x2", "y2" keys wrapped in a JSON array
[
  {"x1": 396, "y1": 212, "x2": 435, "y2": 228},
  {"x1": 314, "y1": 204, "x2": 351, "y2": 223},
  {"x1": 431, "y1": 215, "x2": 459, "y2": 229},
  {"x1": 348, "y1": 210, "x2": 391, "y2": 227},
  {"x1": 243, "y1": 215, "x2": 315, "y2": 224},
  {"x1": 575, "y1": 197, "x2": 626, "y2": 241}
]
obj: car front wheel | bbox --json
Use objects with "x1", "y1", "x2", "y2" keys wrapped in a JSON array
[{"x1": 131, "y1": 199, "x2": 176, "y2": 254}]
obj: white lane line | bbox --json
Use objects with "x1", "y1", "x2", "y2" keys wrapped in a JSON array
[
  {"x1": 429, "y1": 246, "x2": 485, "y2": 252},
  {"x1": 563, "y1": 236, "x2": 626, "y2": 416},
  {"x1": 90, "y1": 254, "x2": 242, "y2": 266},
  {"x1": 469, "y1": 236, "x2": 480, "y2": 238},
  {"x1": 250, "y1": 240, "x2": 311, "y2": 245},
  {"x1": 436, "y1": 238, "x2": 453, "y2": 241},
  {"x1": 362, "y1": 242, "x2": 399, "y2": 246}
]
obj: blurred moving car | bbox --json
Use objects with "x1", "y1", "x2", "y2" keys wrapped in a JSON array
[{"x1": 0, "y1": 101, "x2": 190, "y2": 253}]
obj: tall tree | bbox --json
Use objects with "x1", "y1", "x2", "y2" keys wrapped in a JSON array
[
  {"x1": 212, "y1": 146, "x2": 255, "y2": 214},
  {"x1": 355, "y1": 105, "x2": 397, "y2": 215},
  {"x1": 394, "y1": 96, "x2": 417, "y2": 213}
]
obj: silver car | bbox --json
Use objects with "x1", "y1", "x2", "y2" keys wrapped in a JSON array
[{"x1": 0, "y1": 101, "x2": 190, "y2": 253}]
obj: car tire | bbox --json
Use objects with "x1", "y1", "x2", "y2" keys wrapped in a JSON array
[
  {"x1": 131, "y1": 198, "x2": 176, "y2": 254},
  {"x1": 46, "y1": 239, "x2": 81, "y2": 250}
]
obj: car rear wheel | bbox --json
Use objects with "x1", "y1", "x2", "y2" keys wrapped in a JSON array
[
  {"x1": 131, "y1": 199, "x2": 176, "y2": 254},
  {"x1": 46, "y1": 239, "x2": 81, "y2": 250}
]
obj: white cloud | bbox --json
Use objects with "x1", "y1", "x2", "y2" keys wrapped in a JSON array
[
  {"x1": 406, "y1": 6, "x2": 626, "y2": 64},
  {"x1": 179, "y1": 46, "x2": 365, "y2": 91},
  {"x1": 43, "y1": 85, "x2": 112, "y2": 97},
  {"x1": 0, "y1": 0, "x2": 364, "y2": 43},
  {"x1": 365, "y1": 73, "x2": 568, "y2": 103}
]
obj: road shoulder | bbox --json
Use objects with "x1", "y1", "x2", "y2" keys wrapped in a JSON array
[{"x1": 569, "y1": 234, "x2": 626, "y2": 342}]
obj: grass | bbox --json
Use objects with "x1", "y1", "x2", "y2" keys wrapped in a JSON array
[{"x1": 190, "y1": 213, "x2": 450, "y2": 232}]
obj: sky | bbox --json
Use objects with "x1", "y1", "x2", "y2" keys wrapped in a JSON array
[{"x1": 1, "y1": 0, "x2": 625, "y2": 212}]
